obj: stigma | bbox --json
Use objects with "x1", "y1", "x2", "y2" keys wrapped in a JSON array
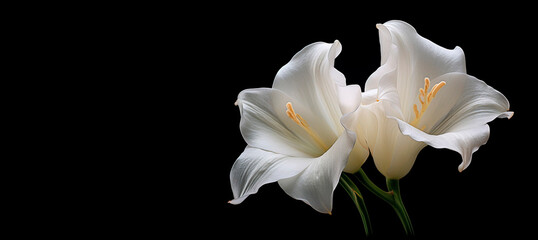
[
  {"x1": 409, "y1": 77, "x2": 446, "y2": 129},
  {"x1": 286, "y1": 102, "x2": 328, "y2": 150}
]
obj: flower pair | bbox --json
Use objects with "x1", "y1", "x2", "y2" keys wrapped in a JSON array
[{"x1": 229, "y1": 20, "x2": 512, "y2": 215}]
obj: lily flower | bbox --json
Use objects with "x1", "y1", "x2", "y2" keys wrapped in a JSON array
[
  {"x1": 229, "y1": 40, "x2": 369, "y2": 213},
  {"x1": 347, "y1": 20, "x2": 513, "y2": 180}
]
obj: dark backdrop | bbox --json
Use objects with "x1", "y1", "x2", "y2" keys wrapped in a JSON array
[
  {"x1": 130, "y1": 3, "x2": 535, "y2": 239},
  {"x1": 14, "y1": 2, "x2": 535, "y2": 239}
]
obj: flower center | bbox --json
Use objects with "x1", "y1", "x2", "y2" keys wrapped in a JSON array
[
  {"x1": 285, "y1": 102, "x2": 328, "y2": 150},
  {"x1": 409, "y1": 77, "x2": 446, "y2": 130}
]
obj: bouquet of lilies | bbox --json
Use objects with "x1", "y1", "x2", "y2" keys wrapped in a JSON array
[{"x1": 228, "y1": 20, "x2": 513, "y2": 236}]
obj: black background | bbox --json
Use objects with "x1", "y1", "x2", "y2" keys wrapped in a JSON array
[
  {"x1": 9, "y1": 2, "x2": 535, "y2": 239},
  {"x1": 196, "y1": 4, "x2": 535, "y2": 239},
  {"x1": 117, "y1": 3, "x2": 535, "y2": 239}
]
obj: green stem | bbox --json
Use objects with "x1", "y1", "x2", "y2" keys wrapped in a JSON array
[
  {"x1": 339, "y1": 174, "x2": 373, "y2": 236},
  {"x1": 353, "y1": 169, "x2": 415, "y2": 237},
  {"x1": 386, "y1": 179, "x2": 414, "y2": 236},
  {"x1": 354, "y1": 169, "x2": 394, "y2": 204}
]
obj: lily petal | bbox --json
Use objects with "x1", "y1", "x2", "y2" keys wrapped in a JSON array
[
  {"x1": 278, "y1": 130, "x2": 356, "y2": 214},
  {"x1": 371, "y1": 20, "x2": 467, "y2": 121},
  {"x1": 423, "y1": 73, "x2": 513, "y2": 134},
  {"x1": 391, "y1": 72, "x2": 512, "y2": 172},
  {"x1": 272, "y1": 40, "x2": 345, "y2": 139},
  {"x1": 340, "y1": 102, "x2": 370, "y2": 173},
  {"x1": 237, "y1": 88, "x2": 333, "y2": 157},
  {"x1": 229, "y1": 146, "x2": 312, "y2": 205},
  {"x1": 338, "y1": 84, "x2": 362, "y2": 116},
  {"x1": 381, "y1": 20, "x2": 467, "y2": 78},
  {"x1": 358, "y1": 102, "x2": 425, "y2": 179},
  {"x1": 365, "y1": 38, "x2": 399, "y2": 92},
  {"x1": 394, "y1": 120, "x2": 490, "y2": 172}
]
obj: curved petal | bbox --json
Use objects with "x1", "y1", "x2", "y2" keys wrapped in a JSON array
[
  {"x1": 423, "y1": 72, "x2": 513, "y2": 134},
  {"x1": 236, "y1": 88, "x2": 329, "y2": 157},
  {"x1": 277, "y1": 130, "x2": 356, "y2": 214},
  {"x1": 272, "y1": 40, "x2": 345, "y2": 138},
  {"x1": 382, "y1": 20, "x2": 467, "y2": 78},
  {"x1": 338, "y1": 84, "x2": 362, "y2": 115},
  {"x1": 343, "y1": 138, "x2": 369, "y2": 173},
  {"x1": 229, "y1": 146, "x2": 312, "y2": 204},
  {"x1": 359, "y1": 102, "x2": 425, "y2": 179},
  {"x1": 372, "y1": 20, "x2": 467, "y2": 121},
  {"x1": 361, "y1": 89, "x2": 378, "y2": 105},
  {"x1": 394, "y1": 119, "x2": 491, "y2": 172},
  {"x1": 340, "y1": 105, "x2": 370, "y2": 173},
  {"x1": 338, "y1": 85, "x2": 369, "y2": 172},
  {"x1": 391, "y1": 73, "x2": 512, "y2": 172},
  {"x1": 365, "y1": 33, "x2": 399, "y2": 92},
  {"x1": 377, "y1": 23, "x2": 394, "y2": 66}
]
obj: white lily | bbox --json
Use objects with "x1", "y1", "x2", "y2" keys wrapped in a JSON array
[
  {"x1": 347, "y1": 20, "x2": 513, "y2": 180},
  {"x1": 229, "y1": 40, "x2": 369, "y2": 213}
]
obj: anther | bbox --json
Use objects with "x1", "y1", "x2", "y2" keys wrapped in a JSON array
[
  {"x1": 410, "y1": 78, "x2": 447, "y2": 129},
  {"x1": 285, "y1": 102, "x2": 328, "y2": 150},
  {"x1": 413, "y1": 104, "x2": 419, "y2": 119},
  {"x1": 431, "y1": 81, "x2": 446, "y2": 98},
  {"x1": 424, "y1": 77, "x2": 430, "y2": 92}
]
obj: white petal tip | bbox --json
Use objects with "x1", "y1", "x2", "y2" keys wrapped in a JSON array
[
  {"x1": 234, "y1": 100, "x2": 239, "y2": 106},
  {"x1": 375, "y1": 23, "x2": 383, "y2": 29},
  {"x1": 506, "y1": 111, "x2": 514, "y2": 119}
]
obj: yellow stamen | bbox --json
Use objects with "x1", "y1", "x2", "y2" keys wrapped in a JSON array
[
  {"x1": 424, "y1": 77, "x2": 430, "y2": 93},
  {"x1": 413, "y1": 104, "x2": 419, "y2": 119},
  {"x1": 431, "y1": 81, "x2": 446, "y2": 98},
  {"x1": 285, "y1": 102, "x2": 328, "y2": 150},
  {"x1": 410, "y1": 77, "x2": 446, "y2": 129}
]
